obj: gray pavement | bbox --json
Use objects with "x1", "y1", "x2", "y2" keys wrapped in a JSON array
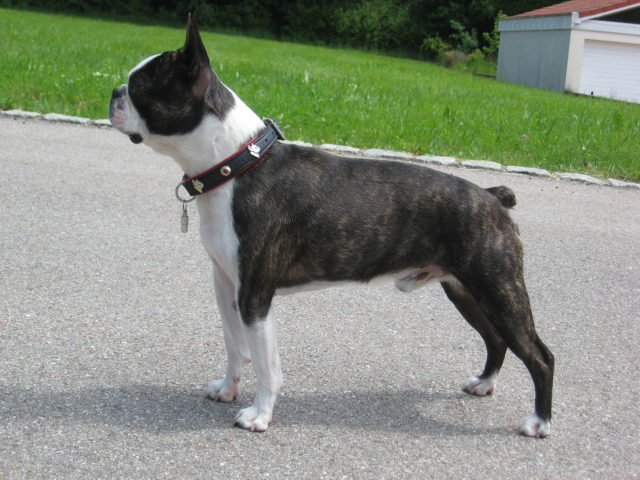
[{"x1": 1, "y1": 116, "x2": 639, "y2": 479}]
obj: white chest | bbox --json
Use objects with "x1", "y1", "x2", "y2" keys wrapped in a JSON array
[{"x1": 196, "y1": 181, "x2": 240, "y2": 284}]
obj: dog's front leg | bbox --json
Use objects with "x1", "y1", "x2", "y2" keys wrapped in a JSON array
[
  {"x1": 234, "y1": 310, "x2": 282, "y2": 432},
  {"x1": 206, "y1": 267, "x2": 250, "y2": 403}
]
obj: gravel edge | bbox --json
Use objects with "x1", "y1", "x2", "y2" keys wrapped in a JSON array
[{"x1": 2, "y1": 109, "x2": 638, "y2": 190}]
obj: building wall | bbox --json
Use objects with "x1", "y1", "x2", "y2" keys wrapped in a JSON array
[{"x1": 497, "y1": 14, "x2": 575, "y2": 92}]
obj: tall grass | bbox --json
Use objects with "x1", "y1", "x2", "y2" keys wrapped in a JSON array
[{"x1": 1, "y1": 8, "x2": 639, "y2": 180}]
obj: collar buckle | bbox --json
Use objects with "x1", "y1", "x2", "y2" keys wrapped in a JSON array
[{"x1": 263, "y1": 117, "x2": 286, "y2": 141}]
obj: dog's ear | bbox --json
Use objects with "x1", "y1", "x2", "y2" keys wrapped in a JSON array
[
  {"x1": 182, "y1": 12, "x2": 234, "y2": 117},
  {"x1": 182, "y1": 12, "x2": 213, "y2": 98}
]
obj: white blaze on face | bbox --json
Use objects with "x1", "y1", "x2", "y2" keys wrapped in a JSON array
[
  {"x1": 110, "y1": 54, "x2": 163, "y2": 139},
  {"x1": 109, "y1": 84, "x2": 148, "y2": 138},
  {"x1": 109, "y1": 54, "x2": 163, "y2": 137}
]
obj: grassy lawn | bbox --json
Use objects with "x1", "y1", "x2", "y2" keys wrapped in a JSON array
[{"x1": 1, "y1": 8, "x2": 639, "y2": 180}]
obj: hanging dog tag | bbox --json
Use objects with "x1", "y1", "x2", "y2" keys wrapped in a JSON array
[{"x1": 180, "y1": 204, "x2": 189, "y2": 233}]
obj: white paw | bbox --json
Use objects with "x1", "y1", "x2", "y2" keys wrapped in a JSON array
[
  {"x1": 206, "y1": 378, "x2": 239, "y2": 403},
  {"x1": 462, "y1": 375, "x2": 497, "y2": 396},
  {"x1": 234, "y1": 406, "x2": 271, "y2": 432},
  {"x1": 518, "y1": 414, "x2": 551, "y2": 438}
]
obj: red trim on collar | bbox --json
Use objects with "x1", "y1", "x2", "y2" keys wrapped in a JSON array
[
  {"x1": 178, "y1": 118, "x2": 284, "y2": 197},
  {"x1": 182, "y1": 134, "x2": 259, "y2": 183}
]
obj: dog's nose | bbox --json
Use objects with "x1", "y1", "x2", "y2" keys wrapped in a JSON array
[{"x1": 111, "y1": 84, "x2": 127, "y2": 99}]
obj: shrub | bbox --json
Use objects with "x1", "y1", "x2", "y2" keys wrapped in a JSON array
[
  {"x1": 441, "y1": 50, "x2": 466, "y2": 69},
  {"x1": 449, "y1": 19, "x2": 478, "y2": 53},
  {"x1": 420, "y1": 36, "x2": 450, "y2": 60},
  {"x1": 482, "y1": 12, "x2": 505, "y2": 60},
  {"x1": 334, "y1": 0, "x2": 412, "y2": 51}
]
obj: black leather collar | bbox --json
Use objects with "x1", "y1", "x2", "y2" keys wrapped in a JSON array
[{"x1": 180, "y1": 118, "x2": 285, "y2": 197}]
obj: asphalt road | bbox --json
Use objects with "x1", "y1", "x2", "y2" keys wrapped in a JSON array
[{"x1": 1, "y1": 116, "x2": 639, "y2": 479}]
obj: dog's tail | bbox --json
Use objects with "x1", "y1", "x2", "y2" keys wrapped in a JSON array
[{"x1": 485, "y1": 186, "x2": 517, "y2": 209}]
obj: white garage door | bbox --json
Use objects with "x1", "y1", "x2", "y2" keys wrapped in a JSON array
[{"x1": 580, "y1": 40, "x2": 640, "y2": 103}]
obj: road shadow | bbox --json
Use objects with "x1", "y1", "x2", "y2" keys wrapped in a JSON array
[
  {"x1": 275, "y1": 388, "x2": 510, "y2": 437},
  {"x1": 0, "y1": 383, "x2": 510, "y2": 437}
]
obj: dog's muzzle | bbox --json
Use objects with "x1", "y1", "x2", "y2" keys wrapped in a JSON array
[
  {"x1": 109, "y1": 84, "x2": 127, "y2": 118},
  {"x1": 109, "y1": 85, "x2": 143, "y2": 144}
]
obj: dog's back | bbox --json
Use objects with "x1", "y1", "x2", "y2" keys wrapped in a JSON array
[{"x1": 233, "y1": 143, "x2": 520, "y2": 289}]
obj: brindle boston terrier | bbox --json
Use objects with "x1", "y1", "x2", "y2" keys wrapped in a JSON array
[{"x1": 109, "y1": 14, "x2": 554, "y2": 437}]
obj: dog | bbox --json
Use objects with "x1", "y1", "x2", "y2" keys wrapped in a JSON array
[{"x1": 109, "y1": 14, "x2": 554, "y2": 437}]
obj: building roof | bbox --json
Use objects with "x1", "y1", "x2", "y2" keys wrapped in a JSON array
[{"x1": 511, "y1": 0, "x2": 640, "y2": 18}]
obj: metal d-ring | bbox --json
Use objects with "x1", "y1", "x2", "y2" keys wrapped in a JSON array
[{"x1": 175, "y1": 182, "x2": 197, "y2": 204}]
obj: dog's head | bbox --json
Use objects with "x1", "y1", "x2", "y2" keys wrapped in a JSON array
[{"x1": 109, "y1": 13, "x2": 234, "y2": 144}]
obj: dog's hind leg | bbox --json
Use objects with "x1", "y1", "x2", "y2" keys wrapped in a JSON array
[
  {"x1": 467, "y1": 273, "x2": 554, "y2": 438},
  {"x1": 441, "y1": 280, "x2": 507, "y2": 396},
  {"x1": 206, "y1": 267, "x2": 251, "y2": 403}
]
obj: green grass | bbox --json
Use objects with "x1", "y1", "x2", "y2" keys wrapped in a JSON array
[{"x1": 2, "y1": 8, "x2": 639, "y2": 180}]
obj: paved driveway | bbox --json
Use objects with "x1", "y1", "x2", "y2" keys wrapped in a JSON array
[{"x1": 1, "y1": 117, "x2": 639, "y2": 478}]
